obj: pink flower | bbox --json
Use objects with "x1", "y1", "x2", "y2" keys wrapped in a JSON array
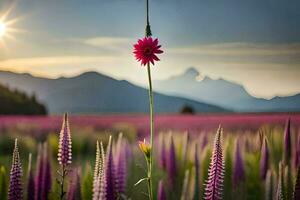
[{"x1": 133, "y1": 37, "x2": 163, "y2": 66}]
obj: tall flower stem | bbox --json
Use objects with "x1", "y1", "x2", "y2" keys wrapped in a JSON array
[
  {"x1": 145, "y1": 0, "x2": 154, "y2": 199},
  {"x1": 58, "y1": 164, "x2": 67, "y2": 200},
  {"x1": 147, "y1": 63, "x2": 154, "y2": 200}
]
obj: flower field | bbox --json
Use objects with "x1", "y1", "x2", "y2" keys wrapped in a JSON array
[{"x1": 0, "y1": 113, "x2": 299, "y2": 199}]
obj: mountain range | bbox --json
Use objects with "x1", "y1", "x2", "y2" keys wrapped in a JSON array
[
  {"x1": 0, "y1": 70, "x2": 227, "y2": 114},
  {"x1": 0, "y1": 68, "x2": 299, "y2": 114},
  {"x1": 154, "y1": 67, "x2": 300, "y2": 112}
]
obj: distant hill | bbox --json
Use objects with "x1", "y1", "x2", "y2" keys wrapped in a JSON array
[
  {"x1": 154, "y1": 67, "x2": 300, "y2": 112},
  {"x1": 0, "y1": 83, "x2": 47, "y2": 115},
  {"x1": 0, "y1": 71, "x2": 228, "y2": 114}
]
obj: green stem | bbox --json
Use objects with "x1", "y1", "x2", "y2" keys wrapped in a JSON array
[
  {"x1": 60, "y1": 164, "x2": 66, "y2": 200},
  {"x1": 147, "y1": 63, "x2": 154, "y2": 200}
]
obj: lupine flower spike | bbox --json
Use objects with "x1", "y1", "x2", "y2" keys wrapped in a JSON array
[
  {"x1": 114, "y1": 133, "x2": 128, "y2": 195},
  {"x1": 167, "y1": 135, "x2": 177, "y2": 187},
  {"x1": 276, "y1": 162, "x2": 285, "y2": 200},
  {"x1": 8, "y1": 139, "x2": 23, "y2": 200},
  {"x1": 57, "y1": 113, "x2": 72, "y2": 200},
  {"x1": 67, "y1": 168, "x2": 82, "y2": 200},
  {"x1": 233, "y1": 139, "x2": 245, "y2": 185},
  {"x1": 104, "y1": 136, "x2": 116, "y2": 200},
  {"x1": 260, "y1": 137, "x2": 269, "y2": 180},
  {"x1": 93, "y1": 141, "x2": 105, "y2": 200},
  {"x1": 204, "y1": 126, "x2": 225, "y2": 200},
  {"x1": 27, "y1": 153, "x2": 35, "y2": 200},
  {"x1": 284, "y1": 118, "x2": 291, "y2": 166},
  {"x1": 265, "y1": 170, "x2": 274, "y2": 200},
  {"x1": 157, "y1": 180, "x2": 166, "y2": 200}
]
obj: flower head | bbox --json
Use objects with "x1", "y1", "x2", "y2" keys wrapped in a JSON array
[
  {"x1": 58, "y1": 113, "x2": 72, "y2": 165},
  {"x1": 8, "y1": 139, "x2": 23, "y2": 200},
  {"x1": 204, "y1": 126, "x2": 225, "y2": 200},
  {"x1": 133, "y1": 37, "x2": 163, "y2": 66},
  {"x1": 139, "y1": 139, "x2": 151, "y2": 161}
]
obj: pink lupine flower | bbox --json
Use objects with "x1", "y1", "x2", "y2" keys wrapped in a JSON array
[
  {"x1": 204, "y1": 126, "x2": 225, "y2": 200},
  {"x1": 93, "y1": 141, "x2": 105, "y2": 200},
  {"x1": 133, "y1": 37, "x2": 163, "y2": 66},
  {"x1": 58, "y1": 113, "x2": 72, "y2": 165},
  {"x1": 8, "y1": 139, "x2": 23, "y2": 200}
]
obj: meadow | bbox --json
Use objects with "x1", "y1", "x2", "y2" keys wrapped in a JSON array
[{"x1": 0, "y1": 113, "x2": 299, "y2": 200}]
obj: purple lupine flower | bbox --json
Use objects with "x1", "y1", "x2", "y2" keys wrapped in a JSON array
[
  {"x1": 159, "y1": 135, "x2": 167, "y2": 169},
  {"x1": 104, "y1": 136, "x2": 116, "y2": 200},
  {"x1": 294, "y1": 167, "x2": 300, "y2": 200},
  {"x1": 93, "y1": 141, "x2": 106, "y2": 200},
  {"x1": 283, "y1": 118, "x2": 291, "y2": 166},
  {"x1": 157, "y1": 180, "x2": 166, "y2": 200},
  {"x1": 233, "y1": 139, "x2": 245, "y2": 185},
  {"x1": 42, "y1": 143, "x2": 52, "y2": 199},
  {"x1": 265, "y1": 170, "x2": 274, "y2": 200},
  {"x1": 166, "y1": 135, "x2": 177, "y2": 187},
  {"x1": 35, "y1": 143, "x2": 51, "y2": 200},
  {"x1": 276, "y1": 162, "x2": 285, "y2": 200},
  {"x1": 201, "y1": 134, "x2": 208, "y2": 150},
  {"x1": 295, "y1": 134, "x2": 300, "y2": 168},
  {"x1": 27, "y1": 153, "x2": 35, "y2": 200},
  {"x1": 114, "y1": 133, "x2": 127, "y2": 195},
  {"x1": 260, "y1": 137, "x2": 269, "y2": 180},
  {"x1": 67, "y1": 168, "x2": 82, "y2": 200},
  {"x1": 58, "y1": 113, "x2": 72, "y2": 166},
  {"x1": 8, "y1": 139, "x2": 23, "y2": 200},
  {"x1": 194, "y1": 143, "x2": 200, "y2": 200},
  {"x1": 35, "y1": 144, "x2": 44, "y2": 200},
  {"x1": 204, "y1": 126, "x2": 225, "y2": 200}
]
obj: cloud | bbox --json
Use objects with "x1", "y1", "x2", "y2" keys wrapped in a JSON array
[
  {"x1": 67, "y1": 36, "x2": 133, "y2": 52},
  {"x1": 168, "y1": 42, "x2": 300, "y2": 57}
]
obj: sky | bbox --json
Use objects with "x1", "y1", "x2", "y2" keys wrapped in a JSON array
[{"x1": 0, "y1": 0, "x2": 299, "y2": 98}]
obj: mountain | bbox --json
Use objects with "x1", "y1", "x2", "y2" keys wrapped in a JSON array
[
  {"x1": 0, "y1": 83, "x2": 47, "y2": 115},
  {"x1": 154, "y1": 67, "x2": 300, "y2": 112},
  {"x1": 0, "y1": 71, "x2": 228, "y2": 114}
]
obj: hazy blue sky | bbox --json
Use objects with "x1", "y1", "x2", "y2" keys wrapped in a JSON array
[{"x1": 0, "y1": 0, "x2": 299, "y2": 98}]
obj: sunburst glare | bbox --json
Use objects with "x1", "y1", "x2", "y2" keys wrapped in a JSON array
[{"x1": 0, "y1": 4, "x2": 23, "y2": 44}]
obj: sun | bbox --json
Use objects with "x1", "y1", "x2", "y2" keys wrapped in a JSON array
[
  {"x1": 0, "y1": 4, "x2": 23, "y2": 44},
  {"x1": 0, "y1": 22, "x2": 7, "y2": 37}
]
